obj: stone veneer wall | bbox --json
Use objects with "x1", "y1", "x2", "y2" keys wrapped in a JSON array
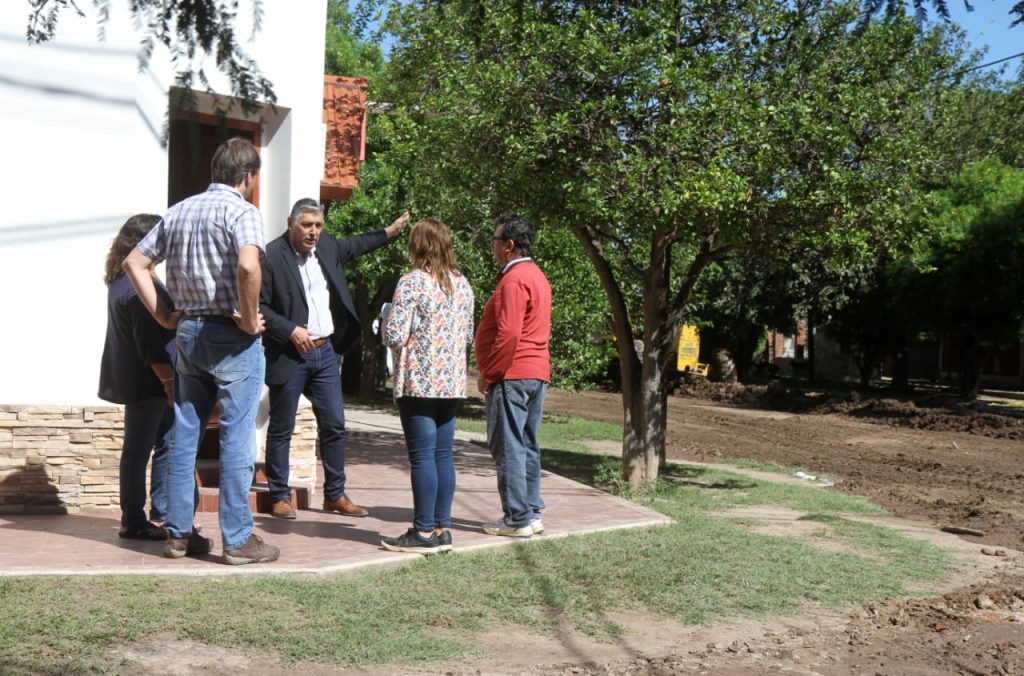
[{"x1": 0, "y1": 402, "x2": 318, "y2": 515}]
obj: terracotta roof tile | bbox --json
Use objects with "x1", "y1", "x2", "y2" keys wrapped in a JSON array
[{"x1": 321, "y1": 75, "x2": 368, "y2": 202}]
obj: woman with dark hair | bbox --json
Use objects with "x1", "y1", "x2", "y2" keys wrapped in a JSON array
[
  {"x1": 381, "y1": 219, "x2": 474, "y2": 554},
  {"x1": 98, "y1": 214, "x2": 176, "y2": 539}
]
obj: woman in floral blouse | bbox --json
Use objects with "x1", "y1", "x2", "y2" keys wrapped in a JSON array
[{"x1": 381, "y1": 219, "x2": 475, "y2": 554}]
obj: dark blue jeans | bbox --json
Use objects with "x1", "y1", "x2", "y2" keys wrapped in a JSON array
[
  {"x1": 265, "y1": 342, "x2": 347, "y2": 502},
  {"x1": 120, "y1": 396, "x2": 172, "y2": 526},
  {"x1": 397, "y1": 397, "x2": 457, "y2": 532},
  {"x1": 486, "y1": 379, "x2": 547, "y2": 528}
]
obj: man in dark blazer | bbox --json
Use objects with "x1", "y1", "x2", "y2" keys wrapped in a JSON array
[{"x1": 260, "y1": 198, "x2": 409, "y2": 519}]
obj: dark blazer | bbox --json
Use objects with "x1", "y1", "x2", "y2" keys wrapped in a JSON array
[{"x1": 260, "y1": 229, "x2": 389, "y2": 385}]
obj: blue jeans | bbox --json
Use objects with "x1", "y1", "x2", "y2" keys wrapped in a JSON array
[
  {"x1": 120, "y1": 396, "x2": 172, "y2": 526},
  {"x1": 265, "y1": 342, "x2": 347, "y2": 502},
  {"x1": 398, "y1": 397, "x2": 457, "y2": 532},
  {"x1": 167, "y1": 317, "x2": 264, "y2": 550},
  {"x1": 486, "y1": 379, "x2": 547, "y2": 528}
]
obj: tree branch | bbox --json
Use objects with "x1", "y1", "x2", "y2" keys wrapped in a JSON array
[{"x1": 573, "y1": 226, "x2": 640, "y2": 376}]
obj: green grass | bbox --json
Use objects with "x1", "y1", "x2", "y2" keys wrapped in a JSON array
[
  {"x1": 0, "y1": 418, "x2": 952, "y2": 674},
  {"x1": 458, "y1": 411, "x2": 623, "y2": 454}
]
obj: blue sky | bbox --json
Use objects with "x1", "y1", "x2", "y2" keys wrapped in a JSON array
[{"x1": 938, "y1": 1, "x2": 1023, "y2": 76}]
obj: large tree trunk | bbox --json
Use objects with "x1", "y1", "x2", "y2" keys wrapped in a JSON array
[
  {"x1": 958, "y1": 330, "x2": 984, "y2": 401},
  {"x1": 857, "y1": 358, "x2": 873, "y2": 389},
  {"x1": 619, "y1": 353, "x2": 666, "y2": 486},
  {"x1": 734, "y1": 324, "x2": 762, "y2": 383},
  {"x1": 890, "y1": 347, "x2": 910, "y2": 392},
  {"x1": 618, "y1": 335, "x2": 674, "y2": 483},
  {"x1": 615, "y1": 244, "x2": 671, "y2": 486},
  {"x1": 574, "y1": 226, "x2": 727, "y2": 487},
  {"x1": 853, "y1": 337, "x2": 878, "y2": 389},
  {"x1": 806, "y1": 311, "x2": 817, "y2": 383}
]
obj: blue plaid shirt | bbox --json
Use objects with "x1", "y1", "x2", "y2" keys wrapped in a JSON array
[{"x1": 138, "y1": 184, "x2": 265, "y2": 314}]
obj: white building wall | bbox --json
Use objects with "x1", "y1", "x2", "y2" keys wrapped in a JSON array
[{"x1": 0, "y1": 1, "x2": 327, "y2": 405}]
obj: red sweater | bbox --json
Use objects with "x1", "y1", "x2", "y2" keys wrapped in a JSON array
[{"x1": 475, "y1": 259, "x2": 552, "y2": 383}]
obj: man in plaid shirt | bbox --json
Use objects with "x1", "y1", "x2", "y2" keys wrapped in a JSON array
[{"x1": 124, "y1": 137, "x2": 279, "y2": 565}]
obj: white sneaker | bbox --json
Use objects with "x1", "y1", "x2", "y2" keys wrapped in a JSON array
[
  {"x1": 482, "y1": 519, "x2": 533, "y2": 537},
  {"x1": 530, "y1": 518, "x2": 545, "y2": 534}
]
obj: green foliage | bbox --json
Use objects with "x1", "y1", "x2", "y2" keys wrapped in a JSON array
[
  {"x1": 325, "y1": 0, "x2": 385, "y2": 84},
  {"x1": 322, "y1": 14, "x2": 412, "y2": 394},
  {"x1": 689, "y1": 250, "x2": 804, "y2": 379},
  {"x1": 592, "y1": 456, "x2": 625, "y2": 491},
  {"x1": 539, "y1": 229, "x2": 616, "y2": 388},
  {"x1": 325, "y1": 4, "x2": 616, "y2": 390},
  {"x1": 381, "y1": 0, "x2": 956, "y2": 244},
  {"x1": 824, "y1": 159, "x2": 1024, "y2": 396},
  {"x1": 817, "y1": 56, "x2": 1024, "y2": 390},
  {"x1": 822, "y1": 255, "x2": 915, "y2": 386},
  {"x1": 326, "y1": 152, "x2": 409, "y2": 399},
  {"x1": 927, "y1": 77, "x2": 1024, "y2": 181},
  {"x1": 691, "y1": 58, "x2": 1024, "y2": 390},
  {"x1": 919, "y1": 160, "x2": 1024, "y2": 393},
  {"x1": 367, "y1": 0, "x2": 964, "y2": 480},
  {"x1": 325, "y1": 154, "x2": 409, "y2": 310}
]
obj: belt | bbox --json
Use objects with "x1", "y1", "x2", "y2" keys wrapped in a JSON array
[
  {"x1": 184, "y1": 313, "x2": 236, "y2": 325},
  {"x1": 312, "y1": 337, "x2": 330, "y2": 348}
]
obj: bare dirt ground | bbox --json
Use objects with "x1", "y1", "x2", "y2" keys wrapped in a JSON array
[
  {"x1": 547, "y1": 381, "x2": 1024, "y2": 553},
  {"x1": 529, "y1": 381, "x2": 1024, "y2": 675}
]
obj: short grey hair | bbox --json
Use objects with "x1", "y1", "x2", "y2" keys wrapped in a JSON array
[{"x1": 289, "y1": 198, "x2": 323, "y2": 223}]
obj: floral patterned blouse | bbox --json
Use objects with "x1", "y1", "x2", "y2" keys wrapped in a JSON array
[{"x1": 383, "y1": 269, "x2": 475, "y2": 399}]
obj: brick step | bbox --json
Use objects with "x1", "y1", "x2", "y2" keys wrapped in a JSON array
[
  {"x1": 254, "y1": 486, "x2": 309, "y2": 513},
  {"x1": 194, "y1": 485, "x2": 309, "y2": 514},
  {"x1": 194, "y1": 455, "x2": 308, "y2": 514},
  {"x1": 195, "y1": 486, "x2": 251, "y2": 513}
]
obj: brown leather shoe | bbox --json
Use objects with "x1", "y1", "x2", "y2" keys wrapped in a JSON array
[
  {"x1": 323, "y1": 494, "x2": 368, "y2": 517},
  {"x1": 270, "y1": 500, "x2": 296, "y2": 519}
]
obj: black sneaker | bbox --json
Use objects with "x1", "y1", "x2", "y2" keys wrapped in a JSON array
[
  {"x1": 381, "y1": 528, "x2": 442, "y2": 554},
  {"x1": 435, "y1": 529, "x2": 453, "y2": 553}
]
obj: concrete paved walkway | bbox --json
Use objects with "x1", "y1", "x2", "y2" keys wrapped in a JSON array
[{"x1": 0, "y1": 406, "x2": 671, "y2": 577}]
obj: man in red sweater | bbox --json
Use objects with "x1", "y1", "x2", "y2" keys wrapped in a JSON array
[{"x1": 475, "y1": 215, "x2": 552, "y2": 537}]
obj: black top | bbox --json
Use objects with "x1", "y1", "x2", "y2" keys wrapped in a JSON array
[
  {"x1": 260, "y1": 229, "x2": 388, "y2": 386},
  {"x1": 97, "y1": 274, "x2": 176, "y2": 405}
]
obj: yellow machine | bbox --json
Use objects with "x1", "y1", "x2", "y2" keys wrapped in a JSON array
[{"x1": 676, "y1": 325, "x2": 709, "y2": 376}]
